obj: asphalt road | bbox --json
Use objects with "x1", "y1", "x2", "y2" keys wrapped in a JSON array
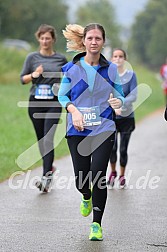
[{"x1": 0, "y1": 109, "x2": 167, "y2": 252}]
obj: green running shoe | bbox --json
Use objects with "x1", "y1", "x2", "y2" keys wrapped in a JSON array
[
  {"x1": 80, "y1": 196, "x2": 92, "y2": 217},
  {"x1": 89, "y1": 222, "x2": 103, "y2": 241}
]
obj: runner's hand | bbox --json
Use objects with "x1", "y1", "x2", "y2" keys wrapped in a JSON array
[
  {"x1": 115, "y1": 108, "x2": 122, "y2": 115},
  {"x1": 32, "y1": 65, "x2": 43, "y2": 78},
  {"x1": 108, "y1": 93, "x2": 122, "y2": 109},
  {"x1": 35, "y1": 64, "x2": 43, "y2": 74},
  {"x1": 71, "y1": 110, "x2": 85, "y2": 131}
]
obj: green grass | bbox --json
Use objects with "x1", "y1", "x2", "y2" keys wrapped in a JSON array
[
  {"x1": 0, "y1": 45, "x2": 165, "y2": 182},
  {"x1": 0, "y1": 84, "x2": 69, "y2": 182},
  {"x1": 133, "y1": 64, "x2": 164, "y2": 121},
  {"x1": 0, "y1": 47, "x2": 27, "y2": 84}
]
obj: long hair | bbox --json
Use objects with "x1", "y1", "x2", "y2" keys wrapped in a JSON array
[{"x1": 62, "y1": 23, "x2": 105, "y2": 52}]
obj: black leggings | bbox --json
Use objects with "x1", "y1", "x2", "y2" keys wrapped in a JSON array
[
  {"x1": 109, "y1": 131, "x2": 131, "y2": 167},
  {"x1": 67, "y1": 131, "x2": 115, "y2": 225},
  {"x1": 28, "y1": 96, "x2": 62, "y2": 176}
]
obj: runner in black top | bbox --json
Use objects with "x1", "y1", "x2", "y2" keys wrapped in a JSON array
[{"x1": 20, "y1": 24, "x2": 67, "y2": 192}]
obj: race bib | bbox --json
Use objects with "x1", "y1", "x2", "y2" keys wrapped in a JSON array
[
  {"x1": 35, "y1": 84, "x2": 54, "y2": 99},
  {"x1": 78, "y1": 106, "x2": 101, "y2": 126}
]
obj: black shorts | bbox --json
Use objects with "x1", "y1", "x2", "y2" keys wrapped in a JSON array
[{"x1": 115, "y1": 118, "x2": 135, "y2": 133}]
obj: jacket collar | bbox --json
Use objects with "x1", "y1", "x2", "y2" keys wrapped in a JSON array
[{"x1": 72, "y1": 52, "x2": 109, "y2": 68}]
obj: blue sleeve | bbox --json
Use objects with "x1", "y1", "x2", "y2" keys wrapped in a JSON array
[
  {"x1": 124, "y1": 73, "x2": 137, "y2": 106},
  {"x1": 113, "y1": 71, "x2": 125, "y2": 104},
  {"x1": 58, "y1": 76, "x2": 71, "y2": 108}
]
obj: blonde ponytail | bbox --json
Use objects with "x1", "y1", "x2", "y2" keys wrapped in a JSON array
[{"x1": 62, "y1": 24, "x2": 85, "y2": 52}]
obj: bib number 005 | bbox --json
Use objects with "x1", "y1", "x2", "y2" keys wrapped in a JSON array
[
  {"x1": 78, "y1": 106, "x2": 101, "y2": 126},
  {"x1": 83, "y1": 112, "x2": 96, "y2": 121}
]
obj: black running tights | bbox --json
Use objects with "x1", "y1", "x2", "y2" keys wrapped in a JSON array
[
  {"x1": 28, "y1": 96, "x2": 62, "y2": 176},
  {"x1": 67, "y1": 131, "x2": 115, "y2": 225},
  {"x1": 110, "y1": 131, "x2": 131, "y2": 167}
]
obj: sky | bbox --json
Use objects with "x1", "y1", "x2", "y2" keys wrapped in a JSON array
[
  {"x1": 111, "y1": 0, "x2": 148, "y2": 26},
  {"x1": 64, "y1": 0, "x2": 148, "y2": 27}
]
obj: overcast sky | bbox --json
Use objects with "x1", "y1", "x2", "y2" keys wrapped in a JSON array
[{"x1": 64, "y1": 0, "x2": 148, "y2": 27}]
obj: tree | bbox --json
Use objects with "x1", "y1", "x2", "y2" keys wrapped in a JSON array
[
  {"x1": 146, "y1": 13, "x2": 167, "y2": 67},
  {"x1": 75, "y1": 0, "x2": 121, "y2": 50},
  {"x1": 0, "y1": 0, "x2": 68, "y2": 51},
  {"x1": 130, "y1": 0, "x2": 167, "y2": 68}
]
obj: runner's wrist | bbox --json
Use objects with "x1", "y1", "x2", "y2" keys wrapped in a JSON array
[{"x1": 67, "y1": 103, "x2": 77, "y2": 113}]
